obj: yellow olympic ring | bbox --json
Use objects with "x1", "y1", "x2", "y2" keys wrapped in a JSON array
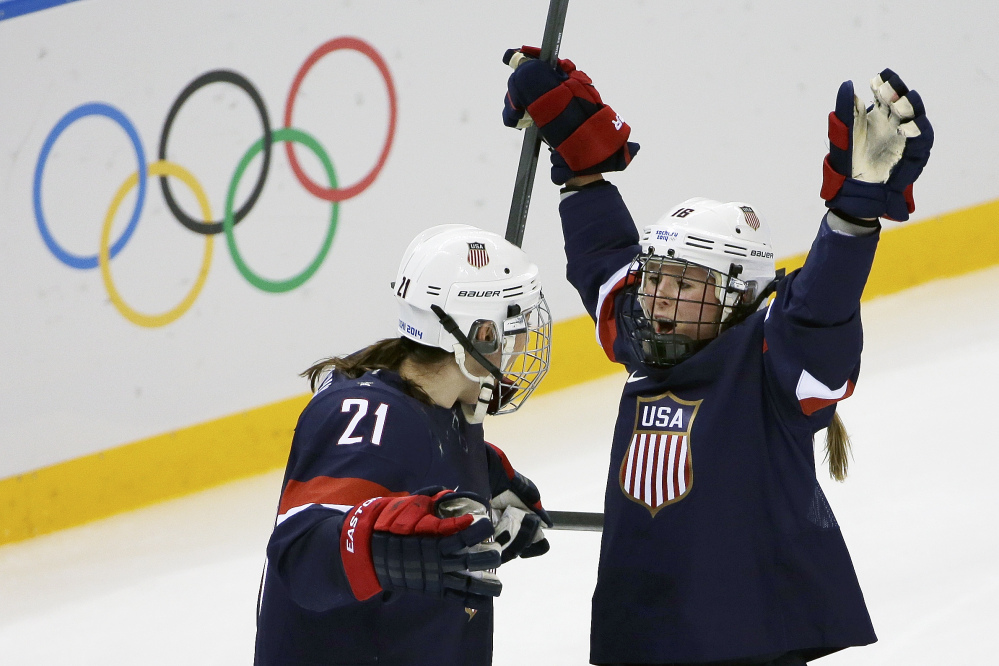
[{"x1": 99, "y1": 160, "x2": 213, "y2": 328}]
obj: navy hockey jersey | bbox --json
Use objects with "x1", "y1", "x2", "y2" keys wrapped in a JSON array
[
  {"x1": 560, "y1": 183, "x2": 878, "y2": 664},
  {"x1": 254, "y1": 369, "x2": 495, "y2": 665}
]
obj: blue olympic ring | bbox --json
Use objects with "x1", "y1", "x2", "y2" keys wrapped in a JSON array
[{"x1": 33, "y1": 102, "x2": 147, "y2": 270}]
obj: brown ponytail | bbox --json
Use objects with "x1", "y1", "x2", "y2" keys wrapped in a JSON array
[
  {"x1": 301, "y1": 337, "x2": 451, "y2": 404},
  {"x1": 823, "y1": 411, "x2": 853, "y2": 482}
]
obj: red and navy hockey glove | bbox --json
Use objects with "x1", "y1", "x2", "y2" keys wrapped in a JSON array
[
  {"x1": 486, "y1": 443, "x2": 552, "y2": 563},
  {"x1": 502, "y1": 46, "x2": 639, "y2": 185},
  {"x1": 820, "y1": 68, "x2": 933, "y2": 222},
  {"x1": 340, "y1": 487, "x2": 501, "y2": 608}
]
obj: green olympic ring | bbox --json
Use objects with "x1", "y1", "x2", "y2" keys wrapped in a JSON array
[{"x1": 224, "y1": 127, "x2": 339, "y2": 293}]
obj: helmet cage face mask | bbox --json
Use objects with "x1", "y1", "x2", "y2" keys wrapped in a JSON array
[
  {"x1": 620, "y1": 252, "x2": 751, "y2": 367},
  {"x1": 622, "y1": 199, "x2": 779, "y2": 368},
  {"x1": 437, "y1": 297, "x2": 552, "y2": 417},
  {"x1": 498, "y1": 298, "x2": 552, "y2": 413}
]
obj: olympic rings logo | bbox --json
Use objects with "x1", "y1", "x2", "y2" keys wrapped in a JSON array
[{"x1": 32, "y1": 36, "x2": 397, "y2": 328}]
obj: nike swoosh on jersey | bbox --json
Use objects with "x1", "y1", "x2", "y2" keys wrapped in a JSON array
[{"x1": 626, "y1": 372, "x2": 648, "y2": 383}]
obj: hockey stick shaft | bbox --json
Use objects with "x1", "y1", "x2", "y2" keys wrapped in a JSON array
[
  {"x1": 504, "y1": 0, "x2": 570, "y2": 247},
  {"x1": 547, "y1": 510, "x2": 603, "y2": 532},
  {"x1": 503, "y1": 4, "x2": 599, "y2": 536}
]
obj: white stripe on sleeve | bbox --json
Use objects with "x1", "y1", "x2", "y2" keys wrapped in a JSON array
[
  {"x1": 276, "y1": 503, "x2": 353, "y2": 527},
  {"x1": 795, "y1": 368, "x2": 850, "y2": 402},
  {"x1": 594, "y1": 262, "x2": 636, "y2": 348}
]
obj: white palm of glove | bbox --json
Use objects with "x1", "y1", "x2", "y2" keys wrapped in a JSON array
[
  {"x1": 491, "y1": 490, "x2": 547, "y2": 560},
  {"x1": 852, "y1": 72, "x2": 924, "y2": 183}
]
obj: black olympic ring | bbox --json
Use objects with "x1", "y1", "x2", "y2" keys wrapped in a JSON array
[{"x1": 158, "y1": 69, "x2": 272, "y2": 236}]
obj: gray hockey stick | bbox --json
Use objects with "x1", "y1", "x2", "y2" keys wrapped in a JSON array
[
  {"x1": 504, "y1": 2, "x2": 604, "y2": 534},
  {"x1": 504, "y1": 0, "x2": 570, "y2": 247},
  {"x1": 547, "y1": 510, "x2": 603, "y2": 532}
]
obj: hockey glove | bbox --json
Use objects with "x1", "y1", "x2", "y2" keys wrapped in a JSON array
[
  {"x1": 820, "y1": 69, "x2": 933, "y2": 221},
  {"x1": 503, "y1": 46, "x2": 639, "y2": 185},
  {"x1": 486, "y1": 443, "x2": 552, "y2": 563},
  {"x1": 340, "y1": 487, "x2": 502, "y2": 608}
]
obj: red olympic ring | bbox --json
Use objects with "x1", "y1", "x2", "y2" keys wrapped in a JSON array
[{"x1": 283, "y1": 36, "x2": 397, "y2": 202}]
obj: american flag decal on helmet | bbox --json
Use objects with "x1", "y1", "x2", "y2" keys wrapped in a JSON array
[
  {"x1": 467, "y1": 242, "x2": 489, "y2": 269},
  {"x1": 740, "y1": 206, "x2": 760, "y2": 231},
  {"x1": 620, "y1": 392, "x2": 702, "y2": 516}
]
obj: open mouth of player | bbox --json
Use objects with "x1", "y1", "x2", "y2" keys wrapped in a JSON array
[{"x1": 652, "y1": 318, "x2": 675, "y2": 334}]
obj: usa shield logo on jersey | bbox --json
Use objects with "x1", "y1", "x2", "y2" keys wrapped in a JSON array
[
  {"x1": 467, "y1": 242, "x2": 489, "y2": 269},
  {"x1": 620, "y1": 392, "x2": 702, "y2": 516}
]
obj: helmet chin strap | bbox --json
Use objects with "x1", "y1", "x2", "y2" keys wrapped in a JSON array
[
  {"x1": 724, "y1": 268, "x2": 787, "y2": 328},
  {"x1": 452, "y1": 346, "x2": 495, "y2": 424},
  {"x1": 430, "y1": 305, "x2": 504, "y2": 425}
]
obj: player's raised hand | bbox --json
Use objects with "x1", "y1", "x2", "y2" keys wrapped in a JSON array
[
  {"x1": 486, "y1": 443, "x2": 552, "y2": 563},
  {"x1": 502, "y1": 46, "x2": 639, "y2": 184},
  {"x1": 340, "y1": 488, "x2": 501, "y2": 608},
  {"x1": 820, "y1": 69, "x2": 933, "y2": 221}
]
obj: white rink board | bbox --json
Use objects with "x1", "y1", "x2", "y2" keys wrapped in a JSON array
[
  {"x1": 1, "y1": 266, "x2": 998, "y2": 664},
  {"x1": 1, "y1": 0, "x2": 996, "y2": 476}
]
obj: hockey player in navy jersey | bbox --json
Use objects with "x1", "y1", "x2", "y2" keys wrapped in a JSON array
[
  {"x1": 501, "y1": 48, "x2": 932, "y2": 665},
  {"x1": 254, "y1": 225, "x2": 554, "y2": 665}
]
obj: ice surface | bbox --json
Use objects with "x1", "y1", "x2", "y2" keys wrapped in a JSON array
[{"x1": 2, "y1": 267, "x2": 998, "y2": 664}]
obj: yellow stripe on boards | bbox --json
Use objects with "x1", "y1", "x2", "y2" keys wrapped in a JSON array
[
  {"x1": 0, "y1": 395, "x2": 309, "y2": 546},
  {"x1": 866, "y1": 199, "x2": 999, "y2": 298},
  {"x1": 2, "y1": 198, "x2": 997, "y2": 546},
  {"x1": 535, "y1": 311, "x2": 621, "y2": 395},
  {"x1": 776, "y1": 199, "x2": 999, "y2": 300}
]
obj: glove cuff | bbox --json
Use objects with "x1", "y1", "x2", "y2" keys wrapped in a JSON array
[
  {"x1": 556, "y1": 106, "x2": 631, "y2": 171},
  {"x1": 560, "y1": 179, "x2": 613, "y2": 195},
  {"x1": 827, "y1": 177, "x2": 908, "y2": 220},
  {"x1": 829, "y1": 209, "x2": 880, "y2": 231},
  {"x1": 340, "y1": 497, "x2": 391, "y2": 601}
]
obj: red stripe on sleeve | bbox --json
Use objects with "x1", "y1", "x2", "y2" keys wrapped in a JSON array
[
  {"x1": 278, "y1": 476, "x2": 406, "y2": 515},
  {"x1": 597, "y1": 298, "x2": 620, "y2": 363},
  {"x1": 486, "y1": 442, "x2": 515, "y2": 479}
]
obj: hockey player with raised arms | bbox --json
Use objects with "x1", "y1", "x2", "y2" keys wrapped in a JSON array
[
  {"x1": 254, "y1": 225, "x2": 554, "y2": 665},
  {"x1": 501, "y1": 47, "x2": 932, "y2": 665}
]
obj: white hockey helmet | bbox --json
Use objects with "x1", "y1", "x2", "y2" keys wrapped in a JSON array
[
  {"x1": 639, "y1": 198, "x2": 777, "y2": 312},
  {"x1": 620, "y1": 198, "x2": 780, "y2": 367},
  {"x1": 393, "y1": 224, "x2": 551, "y2": 420}
]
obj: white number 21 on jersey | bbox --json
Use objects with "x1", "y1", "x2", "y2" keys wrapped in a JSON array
[{"x1": 338, "y1": 399, "x2": 390, "y2": 445}]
